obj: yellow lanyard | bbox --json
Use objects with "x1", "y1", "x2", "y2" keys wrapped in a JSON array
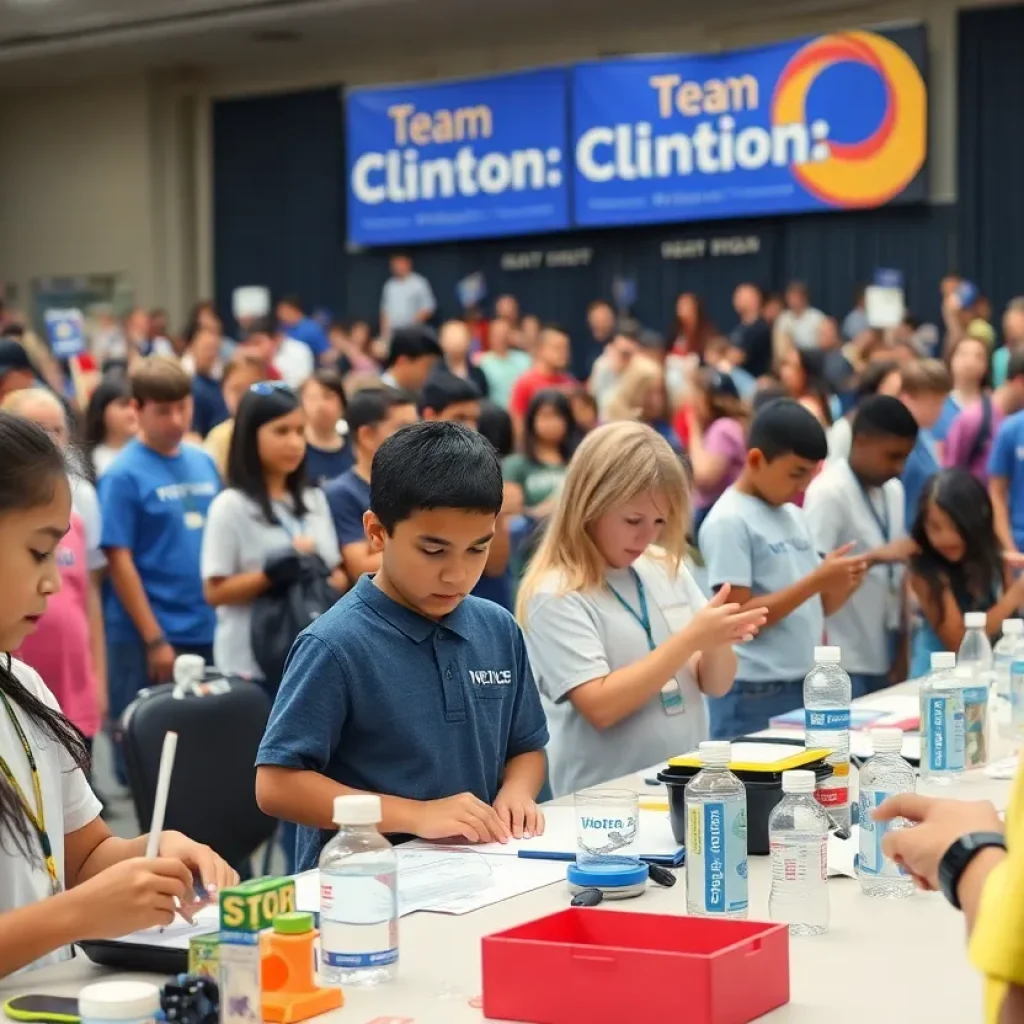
[{"x1": 0, "y1": 689, "x2": 60, "y2": 895}]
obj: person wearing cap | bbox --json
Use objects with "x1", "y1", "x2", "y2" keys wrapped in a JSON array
[
  {"x1": 0, "y1": 339, "x2": 37, "y2": 400},
  {"x1": 686, "y1": 367, "x2": 748, "y2": 532}
]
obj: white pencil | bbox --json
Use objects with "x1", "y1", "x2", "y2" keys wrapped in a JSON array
[{"x1": 145, "y1": 731, "x2": 178, "y2": 859}]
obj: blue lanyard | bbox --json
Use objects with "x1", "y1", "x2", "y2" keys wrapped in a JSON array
[
  {"x1": 606, "y1": 568, "x2": 655, "y2": 651},
  {"x1": 856, "y1": 478, "x2": 890, "y2": 543},
  {"x1": 274, "y1": 503, "x2": 305, "y2": 539}
]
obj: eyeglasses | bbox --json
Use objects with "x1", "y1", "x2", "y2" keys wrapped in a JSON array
[{"x1": 250, "y1": 381, "x2": 294, "y2": 397}]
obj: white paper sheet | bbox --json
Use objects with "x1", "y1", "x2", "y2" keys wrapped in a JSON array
[{"x1": 111, "y1": 904, "x2": 219, "y2": 950}]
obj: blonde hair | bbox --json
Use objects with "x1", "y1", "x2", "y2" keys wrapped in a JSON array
[
  {"x1": 1, "y1": 387, "x2": 65, "y2": 420},
  {"x1": 605, "y1": 355, "x2": 667, "y2": 422},
  {"x1": 516, "y1": 421, "x2": 690, "y2": 623}
]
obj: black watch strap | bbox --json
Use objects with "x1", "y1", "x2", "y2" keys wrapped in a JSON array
[{"x1": 938, "y1": 831, "x2": 1007, "y2": 910}]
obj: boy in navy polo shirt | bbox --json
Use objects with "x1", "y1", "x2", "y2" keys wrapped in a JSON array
[{"x1": 256, "y1": 422, "x2": 549, "y2": 871}]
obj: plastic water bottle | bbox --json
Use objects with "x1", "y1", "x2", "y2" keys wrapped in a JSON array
[
  {"x1": 858, "y1": 727, "x2": 915, "y2": 899},
  {"x1": 319, "y1": 795, "x2": 399, "y2": 986},
  {"x1": 919, "y1": 652, "x2": 965, "y2": 784},
  {"x1": 958, "y1": 611, "x2": 993, "y2": 768},
  {"x1": 992, "y1": 620, "x2": 1024, "y2": 747},
  {"x1": 685, "y1": 741, "x2": 748, "y2": 920},
  {"x1": 768, "y1": 770, "x2": 830, "y2": 935},
  {"x1": 803, "y1": 646, "x2": 852, "y2": 830},
  {"x1": 1013, "y1": 659, "x2": 1024, "y2": 746}
]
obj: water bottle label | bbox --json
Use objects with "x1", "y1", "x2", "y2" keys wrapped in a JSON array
[
  {"x1": 322, "y1": 948, "x2": 398, "y2": 969},
  {"x1": 805, "y1": 709, "x2": 851, "y2": 731},
  {"x1": 925, "y1": 695, "x2": 965, "y2": 772},
  {"x1": 814, "y1": 783, "x2": 848, "y2": 808},
  {"x1": 770, "y1": 837, "x2": 827, "y2": 887},
  {"x1": 858, "y1": 790, "x2": 902, "y2": 876},
  {"x1": 962, "y1": 686, "x2": 988, "y2": 706},
  {"x1": 687, "y1": 801, "x2": 748, "y2": 914}
]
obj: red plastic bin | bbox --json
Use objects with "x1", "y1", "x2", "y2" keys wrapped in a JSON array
[{"x1": 482, "y1": 908, "x2": 789, "y2": 1024}]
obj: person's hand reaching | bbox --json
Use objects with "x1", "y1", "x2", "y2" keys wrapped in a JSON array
[{"x1": 683, "y1": 584, "x2": 767, "y2": 649}]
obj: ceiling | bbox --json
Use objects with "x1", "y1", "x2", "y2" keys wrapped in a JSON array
[{"x1": 0, "y1": 0, "x2": 885, "y2": 86}]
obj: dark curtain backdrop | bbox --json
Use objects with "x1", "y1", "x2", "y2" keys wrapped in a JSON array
[
  {"x1": 212, "y1": 89, "x2": 956, "y2": 346},
  {"x1": 957, "y1": 4, "x2": 1024, "y2": 315}
]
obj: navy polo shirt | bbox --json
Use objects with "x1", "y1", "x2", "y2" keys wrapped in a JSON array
[
  {"x1": 323, "y1": 469, "x2": 371, "y2": 548},
  {"x1": 256, "y1": 575, "x2": 549, "y2": 871}
]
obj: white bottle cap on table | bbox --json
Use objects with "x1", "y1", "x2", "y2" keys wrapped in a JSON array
[
  {"x1": 964, "y1": 612, "x2": 987, "y2": 629},
  {"x1": 931, "y1": 651, "x2": 956, "y2": 670},
  {"x1": 79, "y1": 981, "x2": 161, "y2": 1022},
  {"x1": 698, "y1": 740, "x2": 732, "y2": 767},
  {"x1": 814, "y1": 646, "x2": 841, "y2": 664},
  {"x1": 1005, "y1": 619, "x2": 1024, "y2": 635},
  {"x1": 870, "y1": 727, "x2": 904, "y2": 754},
  {"x1": 333, "y1": 794, "x2": 382, "y2": 826},
  {"x1": 781, "y1": 769, "x2": 816, "y2": 794}
]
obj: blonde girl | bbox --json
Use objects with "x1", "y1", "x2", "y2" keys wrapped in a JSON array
[
  {"x1": 517, "y1": 422, "x2": 766, "y2": 796},
  {"x1": 605, "y1": 356, "x2": 682, "y2": 448}
]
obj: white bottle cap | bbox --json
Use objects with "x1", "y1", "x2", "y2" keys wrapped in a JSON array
[
  {"x1": 79, "y1": 981, "x2": 161, "y2": 1021},
  {"x1": 1005, "y1": 619, "x2": 1024, "y2": 635},
  {"x1": 698, "y1": 740, "x2": 732, "y2": 767},
  {"x1": 173, "y1": 653, "x2": 205, "y2": 685},
  {"x1": 781, "y1": 769, "x2": 816, "y2": 794},
  {"x1": 965, "y1": 612, "x2": 987, "y2": 629},
  {"x1": 813, "y1": 646, "x2": 841, "y2": 664},
  {"x1": 931, "y1": 651, "x2": 956, "y2": 670},
  {"x1": 870, "y1": 727, "x2": 904, "y2": 754},
  {"x1": 333, "y1": 794, "x2": 382, "y2": 826},
  {"x1": 953, "y1": 666, "x2": 975, "y2": 680}
]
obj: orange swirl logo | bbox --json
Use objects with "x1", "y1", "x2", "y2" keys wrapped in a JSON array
[{"x1": 772, "y1": 31, "x2": 927, "y2": 208}]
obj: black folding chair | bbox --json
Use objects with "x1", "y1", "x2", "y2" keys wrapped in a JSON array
[{"x1": 121, "y1": 677, "x2": 277, "y2": 875}]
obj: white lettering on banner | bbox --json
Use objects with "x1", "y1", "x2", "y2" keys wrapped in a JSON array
[
  {"x1": 468, "y1": 669, "x2": 513, "y2": 686},
  {"x1": 500, "y1": 248, "x2": 593, "y2": 271},
  {"x1": 661, "y1": 236, "x2": 760, "y2": 260},
  {"x1": 576, "y1": 116, "x2": 830, "y2": 185}
]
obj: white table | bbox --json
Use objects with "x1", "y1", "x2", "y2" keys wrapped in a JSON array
[{"x1": 2, "y1": 684, "x2": 1006, "y2": 1023}]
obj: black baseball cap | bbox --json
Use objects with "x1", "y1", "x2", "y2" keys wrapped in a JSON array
[{"x1": 0, "y1": 339, "x2": 33, "y2": 377}]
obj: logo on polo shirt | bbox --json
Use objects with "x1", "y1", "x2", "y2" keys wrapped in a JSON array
[{"x1": 468, "y1": 669, "x2": 513, "y2": 686}]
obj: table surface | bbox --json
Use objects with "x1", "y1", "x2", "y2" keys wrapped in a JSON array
[{"x1": 1, "y1": 682, "x2": 1006, "y2": 1023}]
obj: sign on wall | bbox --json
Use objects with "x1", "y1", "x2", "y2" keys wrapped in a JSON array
[
  {"x1": 571, "y1": 27, "x2": 927, "y2": 228},
  {"x1": 346, "y1": 69, "x2": 570, "y2": 246}
]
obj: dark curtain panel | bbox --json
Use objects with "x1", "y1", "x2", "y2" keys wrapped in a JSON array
[
  {"x1": 958, "y1": 4, "x2": 1024, "y2": 314},
  {"x1": 212, "y1": 87, "x2": 345, "y2": 331}
]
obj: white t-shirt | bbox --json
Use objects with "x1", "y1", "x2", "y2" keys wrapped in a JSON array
[
  {"x1": 0, "y1": 659, "x2": 102, "y2": 974},
  {"x1": 274, "y1": 338, "x2": 314, "y2": 389},
  {"x1": 522, "y1": 553, "x2": 709, "y2": 797},
  {"x1": 804, "y1": 459, "x2": 906, "y2": 675}
]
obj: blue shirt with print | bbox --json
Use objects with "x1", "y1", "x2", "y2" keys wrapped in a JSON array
[
  {"x1": 988, "y1": 409, "x2": 1024, "y2": 549},
  {"x1": 256, "y1": 575, "x2": 549, "y2": 871},
  {"x1": 323, "y1": 469, "x2": 371, "y2": 548},
  {"x1": 901, "y1": 431, "x2": 940, "y2": 531},
  {"x1": 98, "y1": 440, "x2": 220, "y2": 644}
]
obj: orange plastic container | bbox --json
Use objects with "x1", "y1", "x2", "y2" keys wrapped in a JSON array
[{"x1": 261, "y1": 912, "x2": 343, "y2": 1023}]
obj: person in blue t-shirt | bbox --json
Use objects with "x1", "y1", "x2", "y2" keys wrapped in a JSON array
[
  {"x1": 98, "y1": 356, "x2": 221, "y2": 738},
  {"x1": 300, "y1": 369, "x2": 353, "y2": 486},
  {"x1": 276, "y1": 294, "x2": 328, "y2": 360},
  {"x1": 897, "y1": 359, "x2": 952, "y2": 530},
  {"x1": 187, "y1": 323, "x2": 229, "y2": 439},
  {"x1": 988, "y1": 407, "x2": 1024, "y2": 557},
  {"x1": 256, "y1": 422, "x2": 550, "y2": 871},
  {"x1": 323, "y1": 386, "x2": 418, "y2": 580}
]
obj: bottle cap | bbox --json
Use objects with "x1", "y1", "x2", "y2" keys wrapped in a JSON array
[
  {"x1": 333, "y1": 794, "x2": 382, "y2": 826},
  {"x1": 931, "y1": 651, "x2": 956, "y2": 670},
  {"x1": 274, "y1": 911, "x2": 315, "y2": 935},
  {"x1": 781, "y1": 769, "x2": 816, "y2": 794},
  {"x1": 813, "y1": 646, "x2": 841, "y2": 664},
  {"x1": 953, "y1": 666, "x2": 974, "y2": 679},
  {"x1": 964, "y1": 612, "x2": 987, "y2": 629},
  {"x1": 870, "y1": 727, "x2": 904, "y2": 754},
  {"x1": 79, "y1": 981, "x2": 161, "y2": 1021},
  {"x1": 1005, "y1": 619, "x2": 1024, "y2": 635},
  {"x1": 698, "y1": 740, "x2": 732, "y2": 767},
  {"x1": 173, "y1": 653, "x2": 205, "y2": 684}
]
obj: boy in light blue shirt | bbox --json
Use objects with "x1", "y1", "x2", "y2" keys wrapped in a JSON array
[
  {"x1": 256, "y1": 422, "x2": 548, "y2": 871},
  {"x1": 699, "y1": 399, "x2": 867, "y2": 739}
]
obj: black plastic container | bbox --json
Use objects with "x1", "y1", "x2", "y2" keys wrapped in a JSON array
[{"x1": 657, "y1": 753, "x2": 833, "y2": 856}]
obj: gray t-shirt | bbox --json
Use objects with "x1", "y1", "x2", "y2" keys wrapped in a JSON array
[
  {"x1": 776, "y1": 306, "x2": 826, "y2": 350},
  {"x1": 804, "y1": 459, "x2": 905, "y2": 675},
  {"x1": 522, "y1": 553, "x2": 709, "y2": 798},
  {"x1": 381, "y1": 272, "x2": 435, "y2": 331},
  {"x1": 700, "y1": 487, "x2": 823, "y2": 682},
  {"x1": 201, "y1": 488, "x2": 340, "y2": 678}
]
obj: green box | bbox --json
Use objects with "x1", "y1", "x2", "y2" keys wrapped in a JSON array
[
  {"x1": 219, "y1": 877, "x2": 297, "y2": 934},
  {"x1": 188, "y1": 932, "x2": 220, "y2": 979}
]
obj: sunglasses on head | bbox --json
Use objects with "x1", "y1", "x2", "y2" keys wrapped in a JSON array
[{"x1": 250, "y1": 381, "x2": 294, "y2": 397}]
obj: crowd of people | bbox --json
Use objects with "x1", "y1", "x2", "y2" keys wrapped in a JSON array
[{"x1": 2, "y1": 260, "x2": 1024, "y2": 1017}]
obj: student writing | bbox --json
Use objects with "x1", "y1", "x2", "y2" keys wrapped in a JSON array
[
  {"x1": 256, "y1": 422, "x2": 549, "y2": 872},
  {"x1": 0, "y1": 413, "x2": 236, "y2": 979}
]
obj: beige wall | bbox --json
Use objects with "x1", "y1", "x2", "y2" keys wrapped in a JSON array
[{"x1": 0, "y1": 0, "x2": 974, "y2": 319}]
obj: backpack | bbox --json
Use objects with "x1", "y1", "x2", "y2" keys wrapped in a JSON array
[{"x1": 250, "y1": 549, "x2": 338, "y2": 693}]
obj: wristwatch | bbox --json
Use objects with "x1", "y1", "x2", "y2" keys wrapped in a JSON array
[{"x1": 938, "y1": 832, "x2": 1007, "y2": 910}]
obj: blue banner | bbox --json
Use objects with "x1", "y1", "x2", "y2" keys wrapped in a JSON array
[
  {"x1": 44, "y1": 308, "x2": 85, "y2": 359},
  {"x1": 346, "y1": 69, "x2": 570, "y2": 246},
  {"x1": 571, "y1": 28, "x2": 927, "y2": 228}
]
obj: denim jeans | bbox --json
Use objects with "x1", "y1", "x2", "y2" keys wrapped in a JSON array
[
  {"x1": 709, "y1": 678, "x2": 805, "y2": 739},
  {"x1": 848, "y1": 673, "x2": 889, "y2": 698}
]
